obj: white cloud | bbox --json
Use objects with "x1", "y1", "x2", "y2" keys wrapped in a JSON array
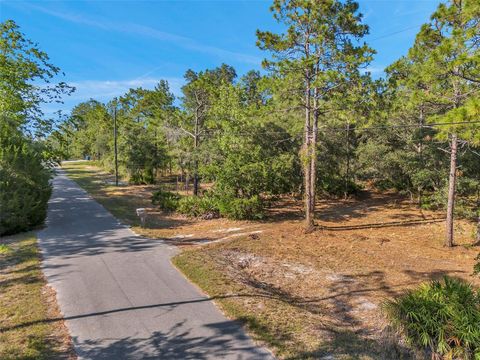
[
  {"x1": 25, "y1": 4, "x2": 261, "y2": 65},
  {"x1": 68, "y1": 77, "x2": 184, "y2": 100},
  {"x1": 38, "y1": 77, "x2": 184, "y2": 117}
]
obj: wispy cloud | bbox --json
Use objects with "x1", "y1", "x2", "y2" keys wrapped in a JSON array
[
  {"x1": 38, "y1": 77, "x2": 184, "y2": 117},
  {"x1": 24, "y1": 4, "x2": 261, "y2": 65},
  {"x1": 69, "y1": 77, "x2": 184, "y2": 101}
]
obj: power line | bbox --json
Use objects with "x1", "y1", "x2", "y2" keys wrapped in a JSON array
[
  {"x1": 328, "y1": 120, "x2": 480, "y2": 133},
  {"x1": 369, "y1": 24, "x2": 423, "y2": 42},
  {"x1": 183, "y1": 120, "x2": 480, "y2": 137}
]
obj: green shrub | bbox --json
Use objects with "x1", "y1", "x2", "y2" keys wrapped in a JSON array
[
  {"x1": 177, "y1": 195, "x2": 219, "y2": 218},
  {"x1": 129, "y1": 166, "x2": 155, "y2": 185},
  {"x1": 0, "y1": 125, "x2": 52, "y2": 235},
  {"x1": 151, "y1": 189, "x2": 180, "y2": 211},
  {"x1": 217, "y1": 195, "x2": 264, "y2": 220},
  {"x1": 383, "y1": 276, "x2": 480, "y2": 359}
]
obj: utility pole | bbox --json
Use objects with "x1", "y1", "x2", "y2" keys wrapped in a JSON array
[{"x1": 114, "y1": 100, "x2": 119, "y2": 187}]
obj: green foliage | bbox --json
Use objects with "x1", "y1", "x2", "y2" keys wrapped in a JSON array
[
  {"x1": 216, "y1": 195, "x2": 264, "y2": 220},
  {"x1": 151, "y1": 189, "x2": 180, "y2": 212},
  {"x1": 0, "y1": 124, "x2": 52, "y2": 235},
  {"x1": 0, "y1": 20, "x2": 73, "y2": 136},
  {"x1": 175, "y1": 193, "x2": 263, "y2": 221},
  {"x1": 56, "y1": 83, "x2": 175, "y2": 182},
  {"x1": 62, "y1": 100, "x2": 111, "y2": 161},
  {"x1": 177, "y1": 194, "x2": 219, "y2": 218},
  {"x1": 122, "y1": 125, "x2": 169, "y2": 184},
  {"x1": 384, "y1": 277, "x2": 480, "y2": 359},
  {"x1": 0, "y1": 21, "x2": 64, "y2": 236}
]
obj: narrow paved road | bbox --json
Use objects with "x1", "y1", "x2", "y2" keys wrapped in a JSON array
[{"x1": 38, "y1": 170, "x2": 274, "y2": 360}]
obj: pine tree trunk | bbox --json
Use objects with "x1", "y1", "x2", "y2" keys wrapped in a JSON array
[
  {"x1": 193, "y1": 164, "x2": 199, "y2": 196},
  {"x1": 344, "y1": 122, "x2": 351, "y2": 200},
  {"x1": 476, "y1": 186, "x2": 480, "y2": 245},
  {"x1": 445, "y1": 133, "x2": 458, "y2": 247},
  {"x1": 309, "y1": 88, "x2": 319, "y2": 220},
  {"x1": 304, "y1": 151, "x2": 313, "y2": 229},
  {"x1": 417, "y1": 107, "x2": 424, "y2": 206},
  {"x1": 304, "y1": 72, "x2": 314, "y2": 231}
]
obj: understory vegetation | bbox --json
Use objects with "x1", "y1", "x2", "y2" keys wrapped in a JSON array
[
  {"x1": 152, "y1": 188, "x2": 264, "y2": 220},
  {"x1": 384, "y1": 277, "x2": 480, "y2": 359},
  {"x1": 0, "y1": 125, "x2": 52, "y2": 235}
]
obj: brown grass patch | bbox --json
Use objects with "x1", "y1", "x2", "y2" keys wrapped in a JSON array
[{"x1": 0, "y1": 232, "x2": 75, "y2": 359}]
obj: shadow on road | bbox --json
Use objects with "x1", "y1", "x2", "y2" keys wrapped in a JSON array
[{"x1": 74, "y1": 320, "x2": 262, "y2": 359}]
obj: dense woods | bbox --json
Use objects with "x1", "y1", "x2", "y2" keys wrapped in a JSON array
[{"x1": 47, "y1": 0, "x2": 480, "y2": 245}]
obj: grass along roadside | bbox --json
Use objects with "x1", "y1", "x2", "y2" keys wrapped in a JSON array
[{"x1": 0, "y1": 232, "x2": 74, "y2": 360}]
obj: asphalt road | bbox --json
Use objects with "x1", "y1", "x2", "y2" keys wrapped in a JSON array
[{"x1": 38, "y1": 170, "x2": 274, "y2": 360}]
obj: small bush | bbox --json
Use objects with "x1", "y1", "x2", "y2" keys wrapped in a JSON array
[
  {"x1": 383, "y1": 276, "x2": 480, "y2": 359},
  {"x1": 217, "y1": 195, "x2": 264, "y2": 220},
  {"x1": 151, "y1": 189, "x2": 180, "y2": 211},
  {"x1": 177, "y1": 195, "x2": 219, "y2": 218},
  {"x1": 129, "y1": 167, "x2": 155, "y2": 185}
]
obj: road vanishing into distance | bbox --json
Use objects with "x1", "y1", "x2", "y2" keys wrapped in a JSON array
[{"x1": 38, "y1": 170, "x2": 274, "y2": 360}]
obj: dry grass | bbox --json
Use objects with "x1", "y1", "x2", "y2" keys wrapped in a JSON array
[
  {"x1": 173, "y1": 214, "x2": 479, "y2": 359},
  {"x1": 63, "y1": 161, "x2": 480, "y2": 359},
  {"x1": 0, "y1": 232, "x2": 75, "y2": 360}
]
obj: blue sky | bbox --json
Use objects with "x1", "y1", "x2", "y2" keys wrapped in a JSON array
[{"x1": 1, "y1": 0, "x2": 440, "y2": 116}]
